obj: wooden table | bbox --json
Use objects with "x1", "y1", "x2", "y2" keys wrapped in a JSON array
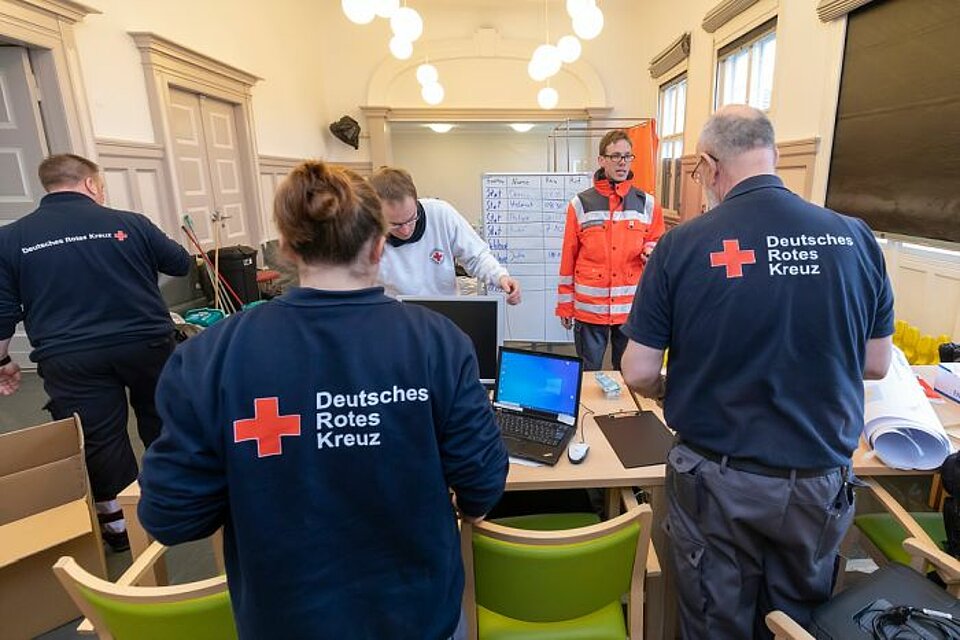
[{"x1": 852, "y1": 365, "x2": 960, "y2": 477}]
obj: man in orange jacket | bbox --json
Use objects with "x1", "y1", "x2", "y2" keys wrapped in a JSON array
[{"x1": 555, "y1": 129, "x2": 665, "y2": 371}]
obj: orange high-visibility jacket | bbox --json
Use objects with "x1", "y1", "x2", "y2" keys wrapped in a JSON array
[{"x1": 555, "y1": 171, "x2": 665, "y2": 326}]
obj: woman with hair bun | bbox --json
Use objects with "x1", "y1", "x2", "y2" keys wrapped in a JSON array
[{"x1": 138, "y1": 161, "x2": 508, "y2": 639}]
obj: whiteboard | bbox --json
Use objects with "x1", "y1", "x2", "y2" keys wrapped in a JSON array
[{"x1": 482, "y1": 172, "x2": 592, "y2": 342}]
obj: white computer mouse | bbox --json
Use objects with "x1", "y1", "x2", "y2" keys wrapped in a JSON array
[{"x1": 567, "y1": 442, "x2": 590, "y2": 464}]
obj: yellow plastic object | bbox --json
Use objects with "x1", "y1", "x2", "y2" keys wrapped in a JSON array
[
  {"x1": 916, "y1": 336, "x2": 937, "y2": 365},
  {"x1": 901, "y1": 325, "x2": 921, "y2": 364},
  {"x1": 893, "y1": 320, "x2": 908, "y2": 348}
]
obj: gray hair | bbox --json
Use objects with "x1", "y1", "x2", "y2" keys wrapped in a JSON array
[{"x1": 699, "y1": 106, "x2": 775, "y2": 161}]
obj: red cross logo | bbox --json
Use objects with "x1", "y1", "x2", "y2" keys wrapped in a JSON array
[
  {"x1": 430, "y1": 249, "x2": 445, "y2": 264},
  {"x1": 710, "y1": 239, "x2": 756, "y2": 278},
  {"x1": 114, "y1": 230, "x2": 127, "y2": 241},
  {"x1": 233, "y1": 397, "x2": 301, "y2": 458}
]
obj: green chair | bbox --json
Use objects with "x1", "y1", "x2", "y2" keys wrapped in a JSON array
[
  {"x1": 493, "y1": 512, "x2": 602, "y2": 531},
  {"x1": 854, "y1": 477, "x2": 950, "y2": 570},
  {"x1": 53, "y1": 540, "x2": 237, "y2": 640},
  {"x1": 855, "y1": 512, "x2": 946, "y2": 566},
  {"x1": 461, "y1": 489, "x2": 653, "y2": 640}
]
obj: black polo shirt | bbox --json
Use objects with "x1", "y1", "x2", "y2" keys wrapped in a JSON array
[
  {"x1": 622, "y1": 175, "x2": 894, "y2": 468},
  {"x1": 0, "y1": 192, "x2": 191, "y2": 361}
]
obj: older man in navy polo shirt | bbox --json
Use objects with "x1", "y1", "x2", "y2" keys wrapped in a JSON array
[{"x1": 621, "y1": 104, "x2": 894, "y2": 638}]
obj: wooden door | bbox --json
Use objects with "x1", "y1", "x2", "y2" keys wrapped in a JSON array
[
  {"x1": 200, "y1": 96, "x2": 250, "y2": 247},
  {"x1": 168, "y1": 87, "x2": 216, "y2": 245},
  {"x1": 168, "y1": 88, "x2": 254, "y2": 249},
  {"x1": 0, "y1": 47, "x2": 47, "y2": 225}
]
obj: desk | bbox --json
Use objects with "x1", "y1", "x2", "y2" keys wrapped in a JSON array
[
  {"x1": 507, "y1": 371, "x2": 665, "y2": 492},
  {"x1": 852, "y1": 365, "x2": 960, "y2": 477}
]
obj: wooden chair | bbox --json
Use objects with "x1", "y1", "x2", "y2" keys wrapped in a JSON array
[
  {"x1": 766, "y1": 610, "x2": 815, "y2": 640},
  {"x1": 766, "y1": 536, "x2": 960, "y2": 640},
  {"x1": 852, "y1": 478, "x2": 951, "y2": 576},
  {"x1": 54, "y1": 540, "x2": 236, "y2": 639},
  {"x1": 460, "y1": 488, "x2": 656, "y2": 639}
]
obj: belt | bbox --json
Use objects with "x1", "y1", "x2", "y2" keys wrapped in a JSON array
[{"x1": 679, "y1": 441, "x2": 840, "y2": 479}]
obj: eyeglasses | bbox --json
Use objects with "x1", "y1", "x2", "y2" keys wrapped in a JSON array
[
  {"x1": 690, "y1": 153, "x2": 719, "y2": 184},
  {"x1": 389, "y1": 209, "x2": 421, "y2": 230},
  {"x1": 601, "y1": 153, "x2": 636, "y2": 164}
]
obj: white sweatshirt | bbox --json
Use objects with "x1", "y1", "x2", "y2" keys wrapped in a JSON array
[{"x1": 378, "y1": 198, "x2": 509, "y2": 297}]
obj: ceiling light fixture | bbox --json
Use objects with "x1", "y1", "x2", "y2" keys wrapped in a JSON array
[
  {"x1": 389, "y1": 35, "x2": 413, "y2": 60},
  {"x1": 557, "y1": 35, "x2": 582, "y2": 63},
  {"x1": 538, "y1": 86, "x2": 559, "y2": 110},
  {"x1": 416, "y1": 63, "x2": 438, "y2": 86},
  {"x1": 426, "y1": 123, "x2": 453, "y2": 133},
  {"x1": 373, "y1": 0, "x2": 399, "y2": 18},
  {"x1": 573, "y1": 4, "x2": 604, "y2": 40},
  {"x1": 390, "y1": 6, "x2": 424, "y2": 42},
  {"x1": 510, "y1": 123, "x2": 536, "y2": 133},
  {"x1": 566, "y1": 0, "x2": 594, "y2": 19},
  {"x1": 421, "y1": 82, "x2": 445, "y2": 105},
  {"x1": 529, "y1": 0, "x2": 562, "y2": 81},
  {"x1": 342, "y1": 0, "x2": 376, "y2": 24}
]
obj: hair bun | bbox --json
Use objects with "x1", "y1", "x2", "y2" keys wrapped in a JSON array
[{"x1": 301, "y1": 162, "x2": 356, "y2": 223}]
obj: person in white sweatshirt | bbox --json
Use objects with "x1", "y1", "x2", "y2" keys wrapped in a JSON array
[{"x1": 369, "y1": 167, "x2": 521, "y2": 304}]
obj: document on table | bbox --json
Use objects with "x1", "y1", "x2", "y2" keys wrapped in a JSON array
[{"x1": 863, "y1": 348, "x2": 953, "y2": 470}]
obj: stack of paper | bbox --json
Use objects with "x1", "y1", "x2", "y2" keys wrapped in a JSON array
[{"x1": 864, "y1": 348, "x2": 953, "y2": 470}]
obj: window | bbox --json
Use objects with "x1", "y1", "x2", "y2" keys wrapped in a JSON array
[
  {"x1": 715, "y1": 18, "x2": 777, "y2": 111},
  {"x1": 658, "y1": 74, "x2": 687, "y2": 210}
]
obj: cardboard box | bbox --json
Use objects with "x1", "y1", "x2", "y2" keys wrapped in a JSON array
[
  {"x1": 937, "y1": 363, "x2": 960, "y2": 404},
  {"x1": 0, "y1": 417, "x2": 106, "y2": 640}
]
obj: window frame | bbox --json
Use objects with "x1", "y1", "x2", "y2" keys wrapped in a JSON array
[
  {"x1": 657, "y1": 73, "x2": 688, "y2": 211},
  {"x1": 714, "y1": 17, "x2": 777, "y2": 112}
]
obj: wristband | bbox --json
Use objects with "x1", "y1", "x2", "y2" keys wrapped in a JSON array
[{"x1": 0, "y1": 355, "x2": 10, "y2": 367}]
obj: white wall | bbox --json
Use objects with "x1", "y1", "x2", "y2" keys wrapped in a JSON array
[
  {"x1": 633, "y1": 0, "x2": 845, "y2": 202},
  {"x1": 74, "y1": 0, "x2": 650, "y2": 163},
  {"x1": 393, "y1": 126, "x2": 590, "y2": 227},
  {"x1": 75, "y1": 0, "x2": 331, "y2": 159}
]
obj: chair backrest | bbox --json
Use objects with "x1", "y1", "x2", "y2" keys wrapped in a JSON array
[
  {"x1": 54, "y1": 556, "x2": 237, "y2": 640},
  {"x1": 470, "y1": 504, "x2": 652, "y2": 623}
]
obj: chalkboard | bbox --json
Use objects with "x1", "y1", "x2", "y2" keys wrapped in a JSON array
[{"x1": 481, "y1": 172, "x2": 592, "y2": 342}]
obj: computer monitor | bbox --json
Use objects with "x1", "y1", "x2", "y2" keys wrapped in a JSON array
[{"x1": 398, "y1": 295, "x2": 504, "y2": 385}]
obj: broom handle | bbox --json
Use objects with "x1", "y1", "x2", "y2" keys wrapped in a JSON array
[
  {"x1": 213, "y1": 210, "x2": 222, "y2": 312},
  {"x1": 180, "y1": 222, "x2": 244, "y2": 308}
]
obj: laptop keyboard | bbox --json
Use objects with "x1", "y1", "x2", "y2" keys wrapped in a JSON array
[{"x1": 497, "y1": 412, "x2": 568, "y2": 446}]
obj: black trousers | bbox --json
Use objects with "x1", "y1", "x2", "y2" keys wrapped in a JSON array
[
  {"x1": 38, "y1": 335, "x2": 175, "y2": 502},
  {"x1": 573, "y1": 321, "x2": 628, "y2": 371}
]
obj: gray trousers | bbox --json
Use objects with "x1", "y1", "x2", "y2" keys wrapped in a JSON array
[{"x1": 664, "y1": 444, "x2": 855, "y2": 639}]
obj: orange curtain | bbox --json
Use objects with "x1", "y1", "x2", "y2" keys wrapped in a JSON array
[{"x1": 627, "y1": 120, "x2": 659, "y2": 195}]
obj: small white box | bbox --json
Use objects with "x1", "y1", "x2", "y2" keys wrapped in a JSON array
[{"x1": 935, "y1": 362, "x2": 960, "y2": 404}]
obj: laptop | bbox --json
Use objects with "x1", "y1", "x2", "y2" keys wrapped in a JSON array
[{"x1": 492, "y1": 347, "x2": 584, "y2": 465}]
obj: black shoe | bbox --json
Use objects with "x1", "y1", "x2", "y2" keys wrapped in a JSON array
[
  {"x1": 101, "y1": 528, "x2": 130, "y2": 553},
  {"x1": 98, "y1": 510, "x2": 130, "y2": 552}
]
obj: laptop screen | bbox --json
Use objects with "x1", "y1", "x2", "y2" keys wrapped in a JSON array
[{"x1": 495, "y1": 349, "x2": 582, "y2": 419}]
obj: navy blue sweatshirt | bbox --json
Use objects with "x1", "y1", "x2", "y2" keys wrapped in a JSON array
[
  {"x1": 138, "y1": 287, "x2": 509, "y2": 640},
  {"x1": 0, "y1": 192, "x2": 191, "y2": 361}
]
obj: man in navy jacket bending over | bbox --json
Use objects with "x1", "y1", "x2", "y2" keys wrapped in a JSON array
[{"x1": 138, "y1": 161, "x2": 508, "y2": 639}]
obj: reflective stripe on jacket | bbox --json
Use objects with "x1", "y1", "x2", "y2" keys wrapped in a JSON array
[{"x1": 555, "y1": 171, "x2": 665, "y2": 325}]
